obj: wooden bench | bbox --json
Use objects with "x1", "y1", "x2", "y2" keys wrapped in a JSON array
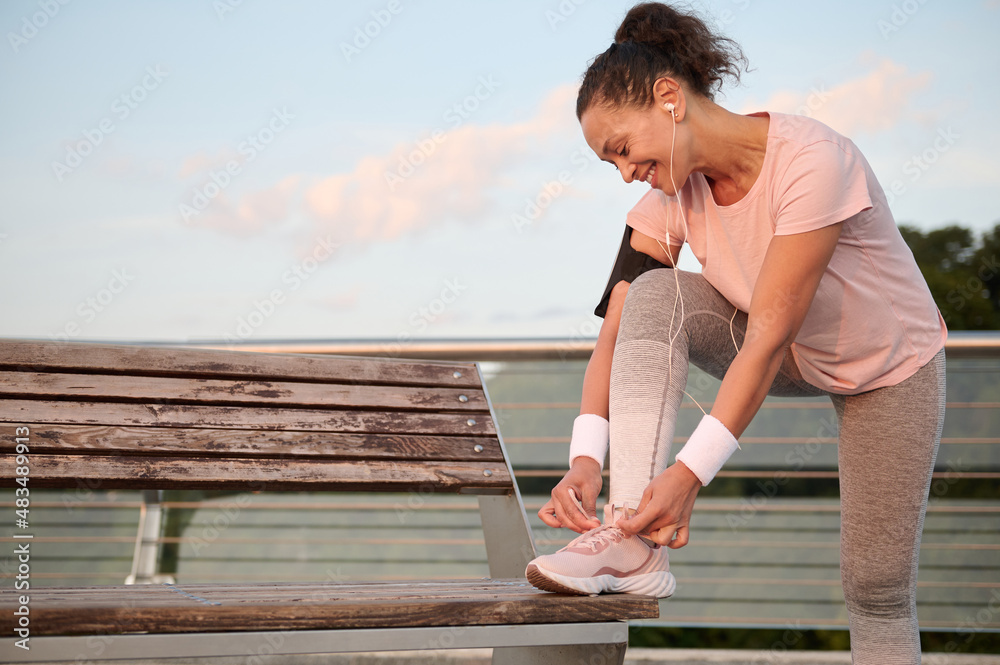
[{"x1": 0, "y1": 340, "x2": 658, "y2": 664}]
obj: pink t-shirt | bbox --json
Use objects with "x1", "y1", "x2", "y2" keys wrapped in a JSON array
[{"x1": 626, "y1": 112, "x2": 947, "y2": 395}]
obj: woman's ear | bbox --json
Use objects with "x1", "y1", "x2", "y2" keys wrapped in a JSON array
[{"x1": 653, "y1": 77, "x2": 683, "y2": 121}]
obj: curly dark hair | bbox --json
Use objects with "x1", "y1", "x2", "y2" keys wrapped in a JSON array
[{"x1": 576, "y1": 2, "x2": 749, "y2": 119}]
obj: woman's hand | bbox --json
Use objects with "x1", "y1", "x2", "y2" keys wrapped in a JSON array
[
  {"x1": 538, "y1": 457, "x2": 603, "y2": 533},
  {"x1": 617, "y1": 461, "x2": 701, "y2": 548}
]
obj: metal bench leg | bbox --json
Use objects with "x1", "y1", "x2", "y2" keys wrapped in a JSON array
[
  {"x1": 478, "y1": 493, "x2": 536, "y2": 578},
  {"x1": 475, "y1": 360, "x2": 538, "y2": 579},
  {"x1": 492, "y1": 642, "x2": 627, "y2": 665}
]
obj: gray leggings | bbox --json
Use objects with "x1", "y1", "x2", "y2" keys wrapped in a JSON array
[{"x1": 609, "y1": 269, "x2": 946, "y2": 665}]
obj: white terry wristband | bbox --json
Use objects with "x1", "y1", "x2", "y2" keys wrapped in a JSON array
[
  {"x1": 568, "y1": 413, "x2": 610, "y2": 471},
  {"x1": 675, "y1": 414, "x2": 739, "y2": 486}
]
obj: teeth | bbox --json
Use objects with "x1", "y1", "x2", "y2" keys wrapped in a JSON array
[{"x1": 646, "y1": 164, "x2": 656, "y2": 184}]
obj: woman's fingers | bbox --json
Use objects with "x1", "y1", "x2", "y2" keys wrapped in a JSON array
[
  {"x1": 617, "y1": 508, "x2": 655, "y2": 537},
  {"x1": 617, "y1": 488, "x2": 654, "y2": 536},
  {"x1": 627, "y1": 515, "x2": 686, "y2": 547},
  {"x1": 568, "y1": 487, "x2": 601, "y2": 529},
  {"x1": 617, "y1": 462, "x2": 701, "y2": 547},
  {"x1": 556, "y1": 487, "x2": 598, "y2": 533},
  {"x1": 538, "y1": 499, "x2": 562, "y2": 528},
  {"x1": 577, "y1": 485, "x2": 601, "y2": 524},
  {"x1": 646, "y1": 526, "x2": 676, "y2": 547},
  {"x1": 539, "y1": 462, "x2": 605, "y2": 534},
  {"x1": 550, "y1": 491, "x2": 584, "y2": 533},
  {"x1": 667, "y1": 524, "x2": 690, "y2": 549}
]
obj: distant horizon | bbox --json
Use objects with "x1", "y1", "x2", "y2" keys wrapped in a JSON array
[{"x1": 7, "y1": 329, "x2": 994, "y2": 346}]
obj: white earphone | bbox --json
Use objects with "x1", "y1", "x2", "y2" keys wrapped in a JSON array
[{"x1": 653, "y1": 96, "x2": 741, "y2": 422}]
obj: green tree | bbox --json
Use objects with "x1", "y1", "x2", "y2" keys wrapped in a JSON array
[
  {"x1": 898, "y1": 222, "x2": 1000, "y2": 330},
  {"x1": 973, "y1": 224, "x2": 1000, "y2": 323}
]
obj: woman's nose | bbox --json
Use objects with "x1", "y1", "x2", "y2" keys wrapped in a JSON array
[{"x1": 621, "y1": 164, "x2": 635, "y2": 184}]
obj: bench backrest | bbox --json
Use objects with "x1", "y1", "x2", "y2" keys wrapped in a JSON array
[{"x1": 0, "y1": 341, "x2": 514, "y2": 495}]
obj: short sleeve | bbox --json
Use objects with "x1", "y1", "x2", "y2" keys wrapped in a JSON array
[
  {"x1": 626, "y1": 189, "x2": 681, "y2": 246},
  {"x1": 773, "y1": 139, "x2": 873, "y2": 236},
  {"x1": 593, "y1": 225, "x2": 671, "y2": 318}
]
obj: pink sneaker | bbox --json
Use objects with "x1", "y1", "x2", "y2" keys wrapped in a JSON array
[{"x1": 525, "y1": 506, "x2": 676, "y2": 598}]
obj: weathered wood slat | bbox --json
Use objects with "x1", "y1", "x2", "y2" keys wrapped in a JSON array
[
  {"x1": 12, "y1": 581, "x2": 555, "y2": 602},
  {"x1": 0, "y1": 424, "x2": 504, "y2": 461},
  {"x1": 0, "y1": 581, "x2": 659, "y2": 635},
  {"x1": 12, "y1": 597, "x2": 652, "y2": 633},
  {"x1": 0, "y1": 455, "x2": 512, "y2": 491},
  {"x1": 0, "y1": 400, "x2": 496, "y2": 435},
  {"x1": 0, "y1": 340, "x2": 481, "y2": 388},
  {"x1": 0, "y1": 372, "x2": 487, "y2": 411},
  {"x1": 8, "y1": 580, "x2": 533, "y2": 594}
]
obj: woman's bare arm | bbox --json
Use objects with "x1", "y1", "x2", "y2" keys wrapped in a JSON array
[
  {"x1": 581, "y1": 229, "x2": 680, "y2": 417},
  {"x1": 630, "y1": 228, "x2": 681, "y2": 268},
  {"x1": 580, "y1": 280, "x2": 628, "y2": 418}
]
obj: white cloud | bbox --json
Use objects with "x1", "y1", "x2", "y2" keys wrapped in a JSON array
[
  {"x1": 304, "y1": 84, "x2": 579, "y2": 243},
  {"x1": 173, "y1": 84, "x2": 582, "y2": 242},
  {"x1": 186, "y1": 174, "x2": 301, "y2": 236},
  {"x1": 171, "y1": 84, "x2": 589, "y2": 243},
  {"x1": 178, "y1": 150, "x2": 238, "y2": 179},
  {"x1": 744, "y1": 59, "x2": 932, "y2": 136}
]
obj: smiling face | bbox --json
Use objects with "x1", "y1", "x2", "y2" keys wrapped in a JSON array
[
  {"x1": 581, "y1": 100, "x2": 683, "y2": 196},
  {"x1": 580, "y1": 84, "x2": 689, "y2": 196}
]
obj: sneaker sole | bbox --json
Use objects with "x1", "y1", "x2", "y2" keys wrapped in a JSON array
[{"x1": 526, "y1": 563, "x2": 676, "y2": 599}]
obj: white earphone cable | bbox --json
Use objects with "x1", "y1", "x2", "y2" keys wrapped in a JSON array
[{"x1": 651, "y1": 104, "x2": 741, "y2": 421}]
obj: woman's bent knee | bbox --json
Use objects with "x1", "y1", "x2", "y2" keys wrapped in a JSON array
[
  {"x1": 842, "y1": 557, "x2": 917, "y2": 619},
  {"x1": 626, "y1": 268, "x2": 680, "y2": 298},
  {"x1": 617, "y1": 270, "x2": 686, "y2": 345}
]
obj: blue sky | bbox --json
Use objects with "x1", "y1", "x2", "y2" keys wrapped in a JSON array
[{"x1": 1, "y1": 0, "x2": 997, "y2": 345}]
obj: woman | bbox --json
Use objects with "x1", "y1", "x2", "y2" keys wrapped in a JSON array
[{"x1": 525, "y1": 3, "x2": 947, "y2": 662}]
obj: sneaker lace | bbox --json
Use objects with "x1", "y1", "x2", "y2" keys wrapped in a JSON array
[{"x1": 574, "y1": 525, "x2": 625, "y2": 552}]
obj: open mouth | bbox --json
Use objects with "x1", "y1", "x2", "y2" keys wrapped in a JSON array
[{"x1": 644, "y1": 163, "x2": 657, "y2": 187}]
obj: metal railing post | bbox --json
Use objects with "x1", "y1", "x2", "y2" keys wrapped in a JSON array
[{"x1": 125, "y1": 490, "x2": 175, "y2": 585}]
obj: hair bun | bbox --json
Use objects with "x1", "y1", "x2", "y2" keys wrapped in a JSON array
[
  {"x1": 574, "y1": 1, "x2": 747, "y2": 118},
  {"x1": 614, "y1": 2, "x2": 679, "y2": 48}
]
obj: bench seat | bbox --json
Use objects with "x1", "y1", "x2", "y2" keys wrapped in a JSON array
[
  {"x1": 0, "y1": 340, "x2": 658, "y2": 663},
  {"x1": 2, "y1": 579, "x2": 657, "y2": 635}
]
